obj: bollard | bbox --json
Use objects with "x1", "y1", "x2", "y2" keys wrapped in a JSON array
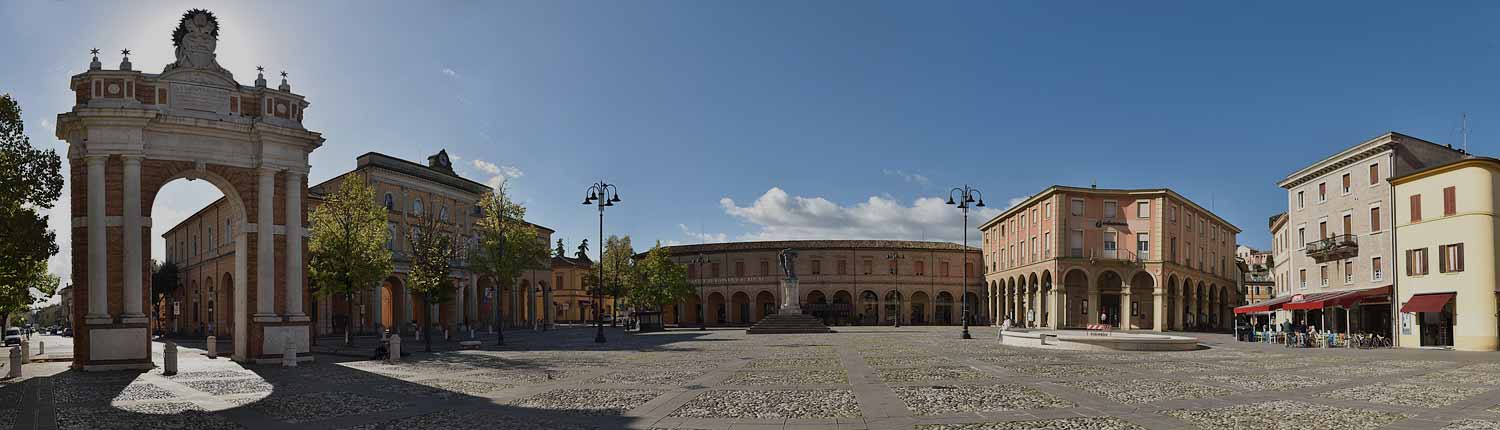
[
  {"x1": 206, "y1": 336, "x2": 217, "y2": 359},
  {"x1": 444, "y1": 329, "x2": 450, "y2": 341},
  {"x1": 38, "y1": 341, "x2": 43, "y2": 356},
  {"x1": 19, "y1": 341, "x2": 27, "y2": 364},
  {"x1": 415, "y1": 329, "x2": 421, "y2": 342},
  {"x1": 7, "y1": 347, "x2": 19, "y2": 379},
  {"x1": 387, "y1": 334, "x2": 401, "y2": 364},
  {"x1": 163, "y1": 341, "x2": 178, "y2": 376}
]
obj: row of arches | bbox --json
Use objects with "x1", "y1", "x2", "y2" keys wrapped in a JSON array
[
  {"x1": 988, "y1": 267, "x2": 1238, "y2": 332},
  {"x1": 662, "y1": 288, "x2": 986, "y2": 326}
]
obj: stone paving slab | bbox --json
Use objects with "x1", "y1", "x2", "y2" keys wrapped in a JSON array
[{"x1": 12, "y1": 327, "x2": 1500, "y2": 429}]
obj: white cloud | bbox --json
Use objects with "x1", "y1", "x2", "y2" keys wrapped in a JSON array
[
  {"x1": 441, "y1": 68, "x2": 459, "y2": 78},
  {"x1": 882, "y1": 169, "x2": 931, "y2": 186},
  {"x1": 470, "y1": 159, "x2": 524, "y2": 190},
  {"x1": 1006, "y1": 196, "x2": 1028, "y2": 209},
  {"x1": 678, "y1": 224, "x2": 728, "y2": 243},
  {"x1": 719, "y1": 187, "x2": 1000, "y2": 244}
]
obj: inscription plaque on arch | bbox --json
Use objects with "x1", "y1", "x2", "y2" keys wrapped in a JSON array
[{"x1": 170, "y1": 82, "x2": 230, "y2": 114}]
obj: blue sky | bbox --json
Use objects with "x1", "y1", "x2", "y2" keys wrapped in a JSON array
[{"x1": 6, "y1": 1, "x2": 1500, "y2": 286}]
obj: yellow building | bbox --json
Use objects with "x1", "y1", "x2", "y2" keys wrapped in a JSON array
[{"x1": 1391, "y1": 156, "x2": 1499, "y2": 351}]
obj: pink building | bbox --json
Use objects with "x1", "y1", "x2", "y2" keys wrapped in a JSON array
[{"x1": 980, "y1": 186, "x2": 1241, "y2": 331}]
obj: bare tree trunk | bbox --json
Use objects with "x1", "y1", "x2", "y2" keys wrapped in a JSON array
[{"x1": 423, "y1": 293, "x2": 433, "y2": 353}]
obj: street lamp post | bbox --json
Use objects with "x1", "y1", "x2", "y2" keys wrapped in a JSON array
[
  {"x1": 582, "y1": 181, "x2": 621, "y2": 343},
  {"x1": 946, "y1": 185, "x2": 985, "y2": 340},
  {"x1": 690, "y1": 255, "x2": 709, "y2": 330},
  {"x1": 886, "y1": 252, "x2": 904, "y2": 327}
]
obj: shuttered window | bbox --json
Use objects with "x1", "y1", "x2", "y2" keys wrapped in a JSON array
[
  {"x1": 1370, "y1": 206, "x2": 1381, "y2": 231},
  {"x1": 1440, "y1": 243, "x2": 1465, "y2": 273},
  {"x1": 1410, "y1": 194, "x2": 1422, "y2": 222},
  {"x1": 1369, "y1": 163, "x2": 1379, "y2": 185},
  {"x1": 1443, "y1": 186, "x2": 1457, "y2": 216}
]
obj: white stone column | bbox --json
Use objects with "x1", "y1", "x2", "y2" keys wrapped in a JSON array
[
  {"x1": 1086, "y1": 285, "x2": 1099, "y2": 326},
  {"x1": 1120, "y1": 287, "x2": 1133, "y2": 330},
  {"x1": 84, "y1": 155, "x2": 110, "y2": 324},
  {"x1": 454, "y1": 281, "x2": 466, "y2": 326},
  {"x1": 1153, "y1": 290, "x2": 1167, "y2": 332},
  {"x1": 1053, "y1": 289, "x2": 1066, "y2": 328},
  {"x1": 254, "y1": 168, "x2": 278, "y2": 320},
  {"x1": 284, "y1": 171, "x2": 306, "y2": 320},
  {"x1": 121, "y1": 155, "x2": 146, "y2": 322},
  {"x1": 467, "y1": 275, "x2": 479, "y2": 323}
]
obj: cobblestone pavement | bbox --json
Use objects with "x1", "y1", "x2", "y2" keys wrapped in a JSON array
[{"x1": 6, "y1": 326, "x2": 1500, "y2": 429}]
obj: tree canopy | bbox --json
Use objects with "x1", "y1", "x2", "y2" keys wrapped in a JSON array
[
  {"x1": 0, "y1": 94, "x2": 63, "y2": 326},
  {"x1": 626, "y1": 243, "x2": 691, "y2": 311},
  {"x1": 307, "y1": 177, "x2": 393, "y2": 342},
  {"x1": 467, "y1": 182, "x2": 550, "y2": 303}
]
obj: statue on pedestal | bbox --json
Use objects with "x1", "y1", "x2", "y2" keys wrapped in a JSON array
[{"x1": 778, "y1": 249, "x2": 800, "y2": 314}]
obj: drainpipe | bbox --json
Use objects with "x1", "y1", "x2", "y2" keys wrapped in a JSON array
[{"x1": 1388, "y1": 151, "x2": 1400, "y2": 347}]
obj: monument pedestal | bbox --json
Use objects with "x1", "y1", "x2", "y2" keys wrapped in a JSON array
[{"x1": 748, "y1": 278, "x2": 831, "y2": 334}]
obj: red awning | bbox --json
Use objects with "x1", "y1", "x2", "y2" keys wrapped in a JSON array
[
  {"x1": 1400, "y1": 293, "x2": 1455, "y2": 313},
  {"x1": 1282, "y1": 291, "x2": 1358, "y2": 311},
  {"x1": 1235, "y1": 295, "x2": 1292, "y2": 314}
]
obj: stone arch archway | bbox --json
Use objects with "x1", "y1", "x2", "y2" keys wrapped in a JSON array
[
  {"x1": 754, "y1": 290, "x2": 775, "y2": 321},
  {"x1": 707, "y1": 292, "x2": 726, "y2": 325},
  {"x1": 1039, "y1": 270, "x2": 1054, "y2": 328},
  {"x1": 860, "y1": 290, "x2": 880, "y2": 325},
  {"x1": 731, "y1": 291, "x2": 751, "y2": 324},
  {"x1": 884, "y1": 290, "x2": 903, "y2": 325},
  {"x1": 63, "y1": 11, "x2": 321, "y2": 368},
  {"x1": 1128, "y1": 271, "x2": 1155, "y2": 330}
]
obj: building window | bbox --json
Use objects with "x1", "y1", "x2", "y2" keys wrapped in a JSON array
[
  {"x1": 1198, "y1": 219, "x2": 1205, "y2": 235},
  {"x1": 1070, "y1": 198, "x2": 1084, "y2": 216},
  {"x1": 1169, "y1": 205, "x2": 1177, "y2": 222},
  {"x1": 941, "y1": 261, "x2": 951, "y2": 277},
  {"x1": 1342, "y1": 214, "x2": 1352, "y2": 235},
  {"x1": 1297, "y1": 191, "x2": 1305, "y2": 209},
  {"x1": 1044, "y1": 232, "x2": 1052, "y2": 257},
  {"x1": 1369, "y1": 163, "x2": 1379, "y2": 185},
  {"x1": 1443, "y1": 186, "x2": 1457, "y2": 216},
  {"x1": 1297, "y1": 227, "x2": 1306, "y2": 247},
  {"x1": 863, "y1": 260, "x2": 873, "y2": 275},
  {"x1": 413, "y1": 198, "x2": 423, "y2": 216},
  {"x1": 384, "y1": 193, "x2": 394, "y2": 210},
  {"x1": 915, "y1": 260, "x2": 925, "y2": 276},
  {"x1": 1439, "y1": 243, "x2": 1465, "y2": 273},
  {"x1": 762, "y1": 261, "x2": 771, "y2": 275},
  {"x1": 1103, "y1": 231, "x2": 1118, "y2": 253},
  {"x1": 1299, "y1": 269, "x2": 1306, "y2": 289},
  {"x1": 1341, "y1": 173, "x2": 1351, "y2": 194},
  {"x1": 1019, "y1": 213, "x2": 1026, "y2": 228},
  {"x1": 835, "y1": 260, "x2": 845, "y2": 275},
  {"x1": 1044, "y1": 202, "x2": 1051, "y2": 219},
  {"x1": 888, "y1": 259, "x2": 898, "y2": 275},
  {"x1": 1405, "y1": 248, "x2": 1429, "y2": 276},
  {"x1": 811, "y1": 260, "x2": 821, "y2": 275},
  {"x1": 1370, "y1": 206, "x2": 1381, "y2": 231},
  {"x1": 1318, "y1": 182, "x2": 1327, "y2": 202},
  {"x1": 1344, "y1": 261, "x2": 1353, "y2": 284},
  {"x1": 1372, "y1": 257, "x2": 1383, "y2": 281},
  {"x1": 225, "y1": 220, "x2": 233, "y2": 243},
  {"x1": 710, "y1": 262, "x2": 720, "y2": 277},
  {"x1": 1170, "y1": 237, "x2": 1177, "y2": 261},
  {"x1": 1030, "y1": 236, "x2": 1038, "y2": 260},
  {"x1": 386, "y1": 223, "x2": 396, "y2": 250},
  {"x1": 1103, "y1": 201, "x2": 1118, "y2": 219},
  {"x1": 1137, "y1": 200, "x2": 1150, "y2": 218},
  {"x1": 1069, "y1": 230, "x2": 1083, "y2": 258},
  {"x1": 440, "y1": 206, "x2": 449, "y2": 222},
  {"x1": 1031, "y1": 208, "x2": 1038, "y2": 225},
  {"x1": 1410, "y1": 194, "x2": 1422, "y2": 222},
  {"x1": 1136, "y1": 233, "x2": 1149, "y2": 258},
  {"x1": 735, "y1": 261, "x2": 744, "y2": 277}
]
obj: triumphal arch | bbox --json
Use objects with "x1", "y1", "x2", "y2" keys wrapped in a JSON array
[{"x1": 58, "y1": 10, "x2": 321, "y2": 369}]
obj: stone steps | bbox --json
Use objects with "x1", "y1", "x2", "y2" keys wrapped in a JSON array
[{"x1": 746, "y1": 313, "x2": 833, "y2": 334}]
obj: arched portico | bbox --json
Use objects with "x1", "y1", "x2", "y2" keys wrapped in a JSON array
[{"x1": 1063, "y1": 269, "x2": 1088, "y2": 329}]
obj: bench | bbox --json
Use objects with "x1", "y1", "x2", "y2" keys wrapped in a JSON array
[{"x1": 458, "y1": 341, "x2": 481, "y2": 350}]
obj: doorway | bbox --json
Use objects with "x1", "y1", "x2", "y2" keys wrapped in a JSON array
[
  {"x1": 1100, "y1": 294, "x2": 1122, "y2": 327},
  {"x1": 1420, "y1": 302, "x2": 1455, "y2": 347}
]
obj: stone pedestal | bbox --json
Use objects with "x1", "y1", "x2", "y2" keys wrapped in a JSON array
[{"x1": 779, "y1": 279, "x2": 801, "y2": 315}]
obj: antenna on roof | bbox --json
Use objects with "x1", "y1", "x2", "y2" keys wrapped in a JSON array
[
  {"x1": 1462, "y1": 112, "x2": 1470, "y2": 153},
  {"x1": 1090, "y1": 179, "x2": 1097, "y2": 189}
]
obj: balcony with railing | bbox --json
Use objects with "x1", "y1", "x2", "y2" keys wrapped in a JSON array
[
  {"x1": 1066, "y1": 247, "x2": 1142, "y2": 264},
  {"x1": 1305, "y1": 233, "x2": 1358, "y2": 263}
]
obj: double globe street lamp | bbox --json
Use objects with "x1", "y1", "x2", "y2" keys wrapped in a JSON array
[
  {"x1": 946, "y1": 185, "x2": 984, "y2": 340},
  {"x1": 886, "y1": 252, "x2": 904, "y2": 328},
  {"x1": 690, "y1": 254, "x2": 710, "y2": 331},
  {"x1": 583, "y1": 181, "x2": 621, "y2": 343}
]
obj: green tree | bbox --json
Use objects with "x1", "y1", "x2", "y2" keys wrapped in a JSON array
[
  {"x1": 0, "y1": 259, "x2": 58, "y2": 333},
  {"x1": 0, "y1": 94, "x2": 63, "y2": 334},
  {"x1": 594, "y1": 235, "x2": 634, "y2": 321},
  {"x1": 626, "y1": 243, "x2": 691, "y2": 313},
  {"x1": 406, "y1": 211, "x2": 461, "y2": 353},
  {"x1": 307, "y1": 177, "x2": 394, "y2": 345},
  {"x1": 467, "y1": 181, "x2": 550, "y2": 344},
  {"x1": 151, "y1": 260, "x2": 180, "y2": 333}
]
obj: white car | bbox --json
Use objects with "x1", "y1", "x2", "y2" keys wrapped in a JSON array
[{"x1": 2, "y1": 328, "x2": 20, "y2": 346}]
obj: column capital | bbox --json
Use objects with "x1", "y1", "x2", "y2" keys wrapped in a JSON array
[
  {"x1": 83, "y1": 154, "x2": 110, "y2": 163},
  {"x1": 257, "y1": 166, "x2": 283, "y2": 175},
  {"x1": 120, "y1": 154, "x2": 146, "y2": 163}
]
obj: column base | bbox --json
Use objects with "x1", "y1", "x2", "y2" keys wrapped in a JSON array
[
  {"x1": 120, "y1": 314, "x2": 149, "y2": 324},
  {"x1": 285, "y1": 314, "x2": 311, "y2": 323},
  {"x1": 84, "y1": 314, "x2": 113, "y2": 325},
  {"x1": 253, "y1": 314, "x2": 281, "y2": 323}
]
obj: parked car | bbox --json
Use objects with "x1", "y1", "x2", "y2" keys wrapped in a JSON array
[
  {"x1": 61, "y1": 327, "x2": 73, "y2": 337},
  {"x1": 3, "y1": 328, "x2": 21, "y2": 346}
]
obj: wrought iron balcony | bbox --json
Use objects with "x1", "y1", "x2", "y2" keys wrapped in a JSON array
[{"x1": 1306, "y1": 233, "x2": 1358, "y2": 263}]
